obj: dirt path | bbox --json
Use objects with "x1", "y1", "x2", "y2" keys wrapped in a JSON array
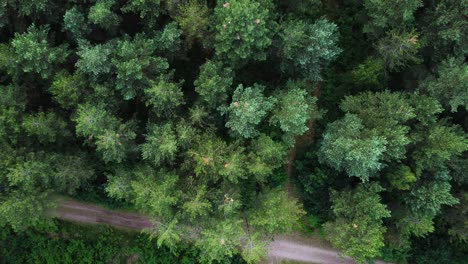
[
  {"x1": 266, "y1": 237, "x2": 390, "y2": 264},
  {"x1": 56, "y1": 200, "x2": 152, "y2": 230},
  {"x1": 53, "y1": 200, "x2": 391, "y2": 264}
]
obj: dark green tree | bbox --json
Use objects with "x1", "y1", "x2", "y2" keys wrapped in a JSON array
[
  {"x1": 324, "y1": 184, "x2": 391, "y2": 263},
  {"x1": 279, "y1": 18, "x2": 341, "y2": 81},
  {"x1": 419, "y1": 57, "x2": 467, "y2": 112},
  {"x1": 213, "y1": 0, "x2": 275, "y2": 65},
  {"x1": 194, "y1": 60, "x2": 234, "y2": 109}
]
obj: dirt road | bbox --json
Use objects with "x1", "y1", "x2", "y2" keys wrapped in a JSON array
[
  {"x1": 266, "y1": 237, "x2": 390, "y2": 264},
  {"x1": 54, "y1": 200, "x2": 391, "y2": 264},
  {"x1": 56, "y1": 200, "x2": 152, "y2": 230}
]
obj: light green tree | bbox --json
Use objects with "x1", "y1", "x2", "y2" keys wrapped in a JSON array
[
  {"x1": 88, "y1": 0, "x2": 121, "y2": 30},
  {"x1": 270, "y1": 81, "x2": 316, "y2": 145},
  {"x1": 75, "y1": 42, "x2": 114, "y2": 78},
  {"x1": 22, "y1": 111, "x2": 69, "y2": 144},
  {"x1": 196, "y1": 219, "x2": 245, "y2": 263},
  {"x1": 131, "y1": 167, "x2": 180, "y2": 219},
  {"x1": 10, "y1": 24, "x2": 68, "y2": 79},
  {"x1": 219, "y1": 84, "x2": 275, "y2": 138},
  {"x1": 250, "y1": 189, "x2": 305, "y2": 235},
  {"x1": 95, "y1": 123, "x2": 136, "y2": 163},
  {"x1": 49, "y1": 70, "x2": 86, "y2": 109},
  {"x1": 144, "y1": 75, "x2": 184, "y2": 116},
  {"x1": 141, "y1": 123, "x2": 178, "y2": 166},
  {"x1": 247, "y1": 134, "x2": 287, "y2": 182},
  {"x1": 319, "y1": 114, "x2": 387, "y2": 182},
  {"x1": 74, "y1": 103, "x2": 118, "y2": 138}
]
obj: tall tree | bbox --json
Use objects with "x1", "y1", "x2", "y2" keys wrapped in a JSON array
[
  {"x1": 319, "y1": 114, "x2": 387, "y2": 182},
  {"x1": 213, "y1": 0, "x2": 275, "y2": 65},
  {"x1": 279, "y1": 18, "x2": 341, "y2": 81},
  {"x1": 324, "y1": 183, "x2": 391, "y2": 263},
  {"x1": 363, "y1": 0, "x2": 423, "y2": 34},
  {"x1": 194, "y1": 60, "x2": 234, "y2": 109},
  {"x1": 270, "y1": 80, "x2": 316, "y2": 145},
  {"x1": 9, "y1": 24, "x2": 68, "y2": 79},
  {"x1": 419, "y1": 57, "x2": 468, "y2": 112},
  {"x1": 219, "y1": 84, "x2": 276, "y2": 139}
]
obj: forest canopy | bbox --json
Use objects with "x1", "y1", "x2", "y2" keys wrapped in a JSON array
[{"x1": 0, "y1": 0, "x2": 466, "y2": 263}]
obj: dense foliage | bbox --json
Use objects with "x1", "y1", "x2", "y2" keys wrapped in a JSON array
[{"x1": 0, "y1": 0, "x2": 466, "y2": 263}]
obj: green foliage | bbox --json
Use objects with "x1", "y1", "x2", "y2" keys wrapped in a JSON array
[
  {"x1": 49, "y1": 71, "x2": 86, "y2": 109},
  {"x1": 1, "y1": 222, "x2": 201, "y2": 263},
  {"x1": 0, "y1": 191, "x2": 53, "y2": 232},
  {"x1": 194, "y1": 60, "x2": 234, "y2": 109},
  {"x1": 74, "y1": 104, "x2": 136, "y2": 163},
  {"x1": 270, "y1": 81, "x2": 316, "y2": 145},
  {"x1": 196, "y1": 219, "x2": 244, "y2": 263},
  {"x1": 63, "y1": 7, "x2": 90, "y2": 40},
  {"x1": 0, "y1": 0, "x2": 49, "y2": 20},
  {"x1": 141, "y1": 123, "x2": 178, "y2": 166},
  {"x1": 1, "y1": 0, "x2": 467, "y2": 263},
  {"x1": 219, "y1": 84, "x2": 275, "y2": 138},
  {"x1": 420, "y1": 57, "x2": 468, "y2": 112},
  {"x1": 247, "y1": 134, "x2": 287, "y2": 181},
  {"x1": 213, "y1": 0, "x2": 275, "y2": 65},
  {"x1": 121, "y1": 0, "x2": 162, "y2": 22},
  {"x1": 187, "y1": 134, "x2": 247, "y2": 183},
  {"x1": 377, "y1": 30, "x2": 421, "y2": 71},
  {"x1": 324, "y1": 183, "x2": 391, "y2": 263},
  {"x1": 340, "y1": 91, "x2": 426, "y2": 161},
  {"x1": 22, "y1": 111, "x2": 69, "y2": 144},
  {"x1": 406, "y1": 181, "x2": 458, "y2": 219},
  {"x1": 421, "y1": 0, "x2": 468, "y2": 60},
  {"x1": 280, "y1": 18, "x2": 341, "y2": 81},
  {"x1": 131, "y1": 166, "x2": 180, "y2": 219},
  {"x1": 396, "y1": 213, "x2": 434, "y2": 238},
  {"x1": 7, "y1": 153, "x2": 95, "y2": 194},
  {"x1": 144, "y1": 75, "x2": 184, "y2": 116},
  {"x1": 74, "y1": 104, "x2": 118, "y2": 138},
  {"x1": 363, "y1": 0, "x2": 423, "y2": 34},
  {"x1": 174, "y1": 0, "x2": 210, "y2": 46},
  {"x1": 0, "y1": 85, "x2": 26, "y2": 144},
  {"x1": 113, "y1": 35, "x2": 169, "y2": 99},
  {"x1": 88, "y1": 0, "x2": 121, "y2": 30},
  {"x1": 181, "y1": 186, "x2": 212, "y2": 221},
  {"x1": 350, "y1": 57, "x2": 385, "y2": 88},
  {"x1": 95, "y1": 123, "x2": 136, "y2": 163},
  {"x1": 319, "y1": 114, "x2": 387, "y2": 182},
  {"x1": 75, "y1": 42, "x2": 114, "y2": 78},
  {"x1": 240, "y1": 232, "x2": 268, "y2": 264},
  {"x1": 250, "y1": 189, "x2": 305, "y2": 235},
  {"x1": 10, "y1": 24, "x2": 68, "y2": 79},
  {"x1": 413, "y1": 124, "x2": 468, "y2": 173},
  {"x1": 385, "y1": 165, "x2": 417, "y2": 190}
]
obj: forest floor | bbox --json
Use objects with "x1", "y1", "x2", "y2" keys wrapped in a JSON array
[{"x1": 53, "y1": 199, "x2": 391, "y2": 264}]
